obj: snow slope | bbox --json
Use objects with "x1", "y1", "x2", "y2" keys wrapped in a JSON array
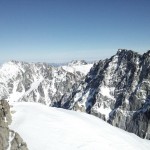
[{"x1": 10, "y1": 102, "x2": 150, "y2": 150}]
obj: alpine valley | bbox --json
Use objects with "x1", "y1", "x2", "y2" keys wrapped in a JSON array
[{"x1": 0, "y1": 49, "x2": 150, "y2": 149}]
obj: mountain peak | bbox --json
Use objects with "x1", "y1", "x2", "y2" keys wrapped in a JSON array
[
  {"x1": 117, "y1": 49, "x2": 134, "y2": 54},
  {"x1": 116, "y1": 49, "x2": 141, "y2": 59}
]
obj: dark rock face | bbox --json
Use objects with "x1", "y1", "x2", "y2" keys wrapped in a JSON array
[
  {"x1": 0, "y1": 100, "x2": 28, "y2": 150},
  {"x1": 63, "y1": 49, "x2": 150, "y2": 139}
]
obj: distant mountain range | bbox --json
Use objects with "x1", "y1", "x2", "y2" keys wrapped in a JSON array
[
  {"x1": 0, "y1": 49, "x2": 150, "y2": 140},
  {"x1": 0, "y1": 60, "x2": 93, "y2": 106}
]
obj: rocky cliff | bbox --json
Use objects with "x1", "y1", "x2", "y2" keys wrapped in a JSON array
[
  {"x1": 62, "y1": 49, "x2": 150, "y2": 139},
  {"x1": 0, "y1": 100, "x2": 28, "y2": 150}
]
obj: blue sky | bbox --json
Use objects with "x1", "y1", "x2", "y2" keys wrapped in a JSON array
[{"x1": 0, "y1": 0, "x2": 150, "y2": 63}]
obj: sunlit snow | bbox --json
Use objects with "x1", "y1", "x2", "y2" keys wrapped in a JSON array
[
  {"x1": 62, "y1": 64, "x2": 93, "y2": 75},
  {"x1": 10, "y1": 102, "x2": 150, "y2": 150}
]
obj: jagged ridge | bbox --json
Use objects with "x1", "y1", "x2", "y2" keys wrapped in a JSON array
[{"x1": 62, "y1": 49, "x2": 150, "y2": 139}]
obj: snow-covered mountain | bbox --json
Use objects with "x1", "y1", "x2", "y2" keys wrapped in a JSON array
[
  {"x1": 64, "y1": 49, "x2": 150, "y2": 139},
  {"x1": 0, "y1": 60, "x2": 92, "y2": 106},
  {"x1": 10, "y1": 102, "x2": 150, "y2": 150},
  {"x1": 1, "y1": 50, "x2": 150, "y2": 140}
]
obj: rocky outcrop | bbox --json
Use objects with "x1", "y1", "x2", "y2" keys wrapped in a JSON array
[
  {"x1": 62, "y1": 49, "x2": 150, "y2": 139},
  {"x1": 0, "y1": 100, "x2": 28, "y2": 150}
]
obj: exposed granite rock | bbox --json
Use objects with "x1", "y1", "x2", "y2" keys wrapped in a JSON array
[
  {"x1": 10, "y1": 131, "x2": 28, "y2": 150},
  {"x1": 63, "y1": 49, "x2": 150, "y2": 139},
  {"x1": 0, "y1": 100, "x2": 28, "y2": 150}
]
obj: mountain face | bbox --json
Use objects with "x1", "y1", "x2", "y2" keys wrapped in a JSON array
[
  {"x1": 0, "y1": 60, "x2": 92, "y2": 107},
  {"x1": 62, "y1": 49, "x2": 150, "y2": 139},
  {"x1": 0, "y1": 50, "x2": 150, "y2": 140},
  {"x1": 0, "y1": 100, "x2": 28, "y2": 150}
]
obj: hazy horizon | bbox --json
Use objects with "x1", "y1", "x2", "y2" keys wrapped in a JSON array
[{"x1": 1, "y1": 49, "x2": 149, "y2": 65}]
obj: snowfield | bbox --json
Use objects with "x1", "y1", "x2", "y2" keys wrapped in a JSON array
[{"x1": 10, "y1": 102, "x2": 150, "y2": 150}]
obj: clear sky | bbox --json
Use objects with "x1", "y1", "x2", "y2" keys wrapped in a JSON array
[{"x1": 0, "y1": 0, "x2": 150, "y2": 63}]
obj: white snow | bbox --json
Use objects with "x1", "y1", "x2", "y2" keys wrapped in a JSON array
[
  {"x1": 100, "y1": 86, "x2": 115, "y2": 100},
  {"x1": 96, "y1": 105, "x2": 112, "y2": 120},
  {"x1": 7, "y1": 132, "x2": 15, "y2": 150},
  {"x1": 0, "y1": 62, "x2": 20, "y2": 82},
  {"x1": 10, "y1": 102, "x2": 150, "y2": 150},
  {"x1": 62, "y1": 64, "x2": 93, "y2": 75},
  {"x1": 24, "y1": 78, "x2": 44, "y2": 97},
  {"x1": 74, "y1": 92, "x2": 83, "y2": 102}
]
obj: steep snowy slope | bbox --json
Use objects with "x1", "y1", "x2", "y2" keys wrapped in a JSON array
[
  {"x1": 10, "y1": 102, "x2": 150, "y2": 150},
  {"x1": 0, "y1": 60, "x2": 92, "y2": 106}
]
